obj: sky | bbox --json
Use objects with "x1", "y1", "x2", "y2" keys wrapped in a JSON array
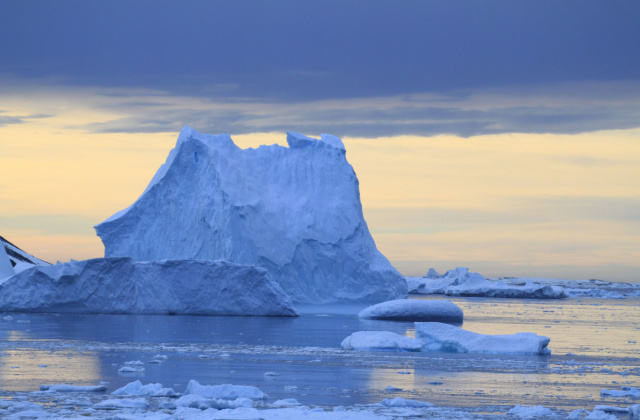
[{"x1": 1, "y1": 1, "x2": 639, "y2": 282}]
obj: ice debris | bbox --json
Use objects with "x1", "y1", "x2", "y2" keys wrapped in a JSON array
[
  {"x1": 601, "y1": 386, "x2": 640, "y2": 398},
  {"x1": 112, "y1": 380, "x2": 177, "y2": 397},
  {"x1": 507, "y1": 404, "x2": 554, "y2": 418},
  {"x1": 39, "y1": 384, "x2": 107, "y2": 392},
  {"x1": 95, "y1": 127, "x2": 407, "y2": 304},
  {"x1": 358, "y1": 298, "x2": 463, "y2": 323},
  {"x1": 0, "y1": 257, "x2": 297, "y2": 316},
  {"x1": 415, "y1": 322, "x2": 551, "y2": 355}
]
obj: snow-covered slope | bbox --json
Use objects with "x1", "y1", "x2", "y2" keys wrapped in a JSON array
[
  {"x1": 96, "y1": 127, "x2": 407, "y2": 304},
  {"x1": 0, "y1": 257, "x2": 298, "y2": 316},
  {"x1": 1, "y1": 235, "x2": 50, "y2": 269}
]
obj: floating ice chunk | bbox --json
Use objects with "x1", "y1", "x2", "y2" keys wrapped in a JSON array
[
  {"x1": 93, "y1": 398, "x2": 149, "y2": 410},
  {"x1": 112, "y1": 380, "x2": 177, "y2": 397},
  {"x1": 40, "y1": 384, "x2": 107, "y2": 392},
  {"x1": 377, "y1": 397, "x2": 433, "y2": 407},
  {"x1": 384, "y1": 385, "x2": 402, "y2": 392},
  {"x1": 0, "y1": 257, "x2": 297, "y2": 316},
  {"x1": 176, "y1": 393, "x2": 253, "y2": 410},
  {"x1": 273, "y1": 398, "x2": 301, "y2": 407},
  {"x1": 594, "y1": 405, "x2": 630, "y2": 413},
  {"x1": 601, "y1": 386, "x2": 640, "y2": 398},
  {"x1": 358, "y1": 299, "x2": 463, "y2": 323},
  {"x1": 118, "y1": 361, "x2": 145, "y2": 374},
  {"x1": 341, "y1": 331, "x2": 422, "y2": 352},
  {"x1": 415, "y1": 322, "x2": 551, "y2": 355},
  {"x1": 585, "y1": 410, "x2": 620, "y2": 419},
  {"x1": 185, "y1": 380, "x2": 266, "y2": 400},
  {"x1": 95, "y1": 127, "x2": 407, "y2": 304},
  {"x1": 507, "y1": 405, "x2": 554, "y2": 417}
]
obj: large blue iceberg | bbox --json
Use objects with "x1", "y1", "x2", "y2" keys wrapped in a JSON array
[{"x1": 96, "y1": 127, "x2": 407, "y2": 304}]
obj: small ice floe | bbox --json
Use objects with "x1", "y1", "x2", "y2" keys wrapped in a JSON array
[
  {"x1": 415, "y1": 322, "x2": 551, "y2": 355},
  {"x1": 118, "y1": 360, "x2": 145, "y2": 374},
  {"x1": 272, "y1": 398, "x2": 301, "y2": 407},
  {"x1": 111, "y1": 380, "x2": 177, "y2": 397},
  {"x1": 264, "y1": 371, "x2": 280, "y2": 377},
  {"x1": 600, "y1": 386, "x2": 640, "y2": 398},
  {"x1": 507, "y1": 404, "x2": 554, "y2": 418},
  {"x1": 2, "y1": 316, "x2": 12, "y2": 320},
  {"x1": 358, "y1": 298, "x2": 463, "y2": 323},
  {"x1": 341, "y1": 331, "x2": 422, "y2": 352},
  {"x1": 385, "y1": 385, "x2": 402, "y2": 392},
  {"x1": 594, "y1": 405, "x2": 630, "y2": 414},
  {"x1": 93, "y1": 398, "x2": 149, "y2": 410},
  {"x1": 40, "y1": 384, "x2": 107, "y2": 392},
  {"x1": 377, "y1": 397, "x2": 433, "y2": 408},
  {"x1": 185, "y1": 380, "x2": 266, "y2": 400},
  {"x1": 148, "y1": 354, "x2": 168, "y2": 364}
]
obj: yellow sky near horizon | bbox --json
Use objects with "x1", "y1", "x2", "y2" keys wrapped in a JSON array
[{"x1": 1, "y1": 92, "x2": 639, "y2": 282}]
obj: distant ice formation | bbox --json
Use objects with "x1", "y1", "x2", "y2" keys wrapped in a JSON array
[
  {"x1": 358, "y1": 298, "x2": 463, "y2": 323},
  {"x1": 0, "y1": 257, "x2": 297, "y2": 316},
  {"x1": 406, "y1": 267, "x2": 567, "y2": 299},
  {"x1": 96, "y1": 127, "x2": 407, "y2": 303}
]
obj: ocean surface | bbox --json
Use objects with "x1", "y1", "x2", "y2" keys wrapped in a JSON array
[{"x1": 1, "y1": 295, "x2": 639, "y2": 418}]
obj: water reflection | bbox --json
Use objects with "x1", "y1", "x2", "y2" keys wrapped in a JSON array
[{"x1": 0, "y1": 331, "x2": 100, "y2": 391}]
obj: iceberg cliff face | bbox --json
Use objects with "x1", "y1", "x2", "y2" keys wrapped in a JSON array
[
  {"x1": 95, "y1": 127, "x2": 406, "y2": 303},
  {"x1": 0, "y1": 257, "x2": 298, "y2": 316}
]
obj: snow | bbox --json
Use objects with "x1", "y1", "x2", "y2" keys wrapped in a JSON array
[
  {"x1": 341, "y1": 331, "x2": 422, "y2": 352},
  {"x1": 95, "y1": 127, "x2": 407, "y2": 304},
  {"x1": 507, "y1": 405, "x2": 554, "y2": 418},
  {"x1": 415, "y1": 322, "x2": 551, "y2": 355},
  {"x1": 600, "y1": 386, "x2": 640, "y2": 398},
  {"x1": 0, "y1": 257, "x2": 297, "y2": 316},
  {"x1": 112, "y1": 381, "x2": 177, "y2": 397},
  {"x1": 358, "y1": 298, "x2": 463, "y2": 322},
  {"x1": 39, "y1": 384, "x2": 107, "y2": 392},
  {"x1": 407, "y1": 267, "x2": 567, "y2": 299},
  {"x1": 0, "y1": 241, "x2": 15, "y2": 280}
]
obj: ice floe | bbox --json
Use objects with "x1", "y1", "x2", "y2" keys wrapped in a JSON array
[
  {"x1": 112, "y1": 380, "x2": 178, "y2": 397},
  {"x1": 507, "y1": 404, "x2": 554, "y2": 418},
  {"x1": 340, "y1": 331, "x2": 422, "y2": 352},
  {"x1": 600, "y1": 386, "x2": 640, "y2": 398},
  {"x1": 39, "y1": 384, "x2": 107, "y2": 392},
  {"x1": 415, "y1": 322, "x2": 551, "y2": 355},
  {"x1": 358, "y1": 298, "x2": 463, "y2": 323}
]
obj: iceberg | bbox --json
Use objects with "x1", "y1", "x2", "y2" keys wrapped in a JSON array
[
  {"x1": 95, "y1": 127, "x2": 407, "y2": 304},
  {"x1": 0, "y1": 257, "x2": 297, "y2": 316},
  {"x1": 415, "y1": 322, "x2": 551, "y2": 355},
  {"x1": 340, "y1": 331, "x2": 422, "y2": 352},
  {"x1": 358, "y1": 299, "x2": 463, "y2": 323}
]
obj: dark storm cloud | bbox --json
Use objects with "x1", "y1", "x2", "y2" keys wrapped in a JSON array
[
  {"x1": 2, "y1": 1, "x2": 639, "y2": 135},
  {"x1": 1, "y1": 1, "x2": 638, "y2": 99}
]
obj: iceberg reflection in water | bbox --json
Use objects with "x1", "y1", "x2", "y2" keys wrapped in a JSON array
[{"x1": 0, "y1": 296, "x2": 638, "y2": 417}]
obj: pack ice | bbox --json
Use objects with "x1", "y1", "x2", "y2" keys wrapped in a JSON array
[
  {"x1": 0, "y1": 257, "x2": 297, "y2": 316},
  {"x1": 95, "y1": 127, "x2": 407, "y2": 303}
]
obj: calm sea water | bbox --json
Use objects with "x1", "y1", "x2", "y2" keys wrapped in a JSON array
[{"x1": 1, "y1": 296, "x2": 638, "y2": 415}]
